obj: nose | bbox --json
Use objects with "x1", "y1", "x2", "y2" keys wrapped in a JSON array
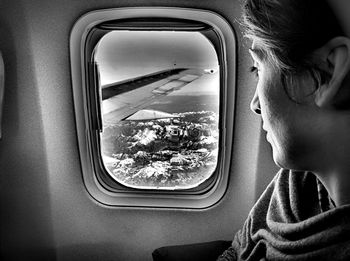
[{"x1": 250, "y1": 89, "x2": 261, "y2": 115}]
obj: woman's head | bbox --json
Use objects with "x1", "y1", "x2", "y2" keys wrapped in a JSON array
[
  {"x1": 243, "y1": 0, "x2": 350, "y2": 171},
  {"x1": 243, "y1": 0, "x2": 343, "y2": 73}
]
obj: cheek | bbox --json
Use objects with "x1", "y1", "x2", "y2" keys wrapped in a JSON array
[
  {"x1": 257, "y1": 76, "x2": 288, "y2": 124},
  {"x1": 256, "y1": 71, "x2": 322, "y2": 169},
  {"x1": 256, "y1": 76, "x2": 305, "y2": 166},
  {"x1": 284, "y1": 74, "x2": 317, "y2": 104}
]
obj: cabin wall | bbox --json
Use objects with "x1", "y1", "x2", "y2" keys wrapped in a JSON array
[{"x1": 0, "y1": 0, "x2": 277, "y2": 260}]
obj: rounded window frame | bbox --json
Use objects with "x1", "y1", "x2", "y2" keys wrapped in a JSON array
[{"x1": 70, "y1": 7, "x2": 236, "y2": 208}]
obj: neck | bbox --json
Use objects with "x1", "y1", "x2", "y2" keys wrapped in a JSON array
[
  {"x1": 314, "y1": 118, "x2": 350, "y2": 206},
  {"x1": 316, "y1": 171, "x2": 350, "y2": 207}
]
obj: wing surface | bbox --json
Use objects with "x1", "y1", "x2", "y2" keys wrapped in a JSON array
[{"x1": 102, "y1": 68, "x2": 204, "y2": 124}]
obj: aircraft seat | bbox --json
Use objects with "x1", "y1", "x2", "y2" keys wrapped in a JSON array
[{"x1": 152, "y1": 240, "x2": 231, "y2": 261}]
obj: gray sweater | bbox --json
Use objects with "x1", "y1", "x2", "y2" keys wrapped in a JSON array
[{"x1": 218, "y1": 169, "x2": 350, "y2": 260}]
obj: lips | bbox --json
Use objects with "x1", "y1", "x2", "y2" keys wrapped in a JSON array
[{"x1": 262, "y1": 125, "x2": 270, "y2": 140}]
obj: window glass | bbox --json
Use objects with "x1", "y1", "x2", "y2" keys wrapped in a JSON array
[{"x1": 95, "y1": 30, "x2": 220, "y2": 190}]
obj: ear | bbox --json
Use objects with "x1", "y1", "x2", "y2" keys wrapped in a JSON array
[{"x1": 313, "y1": 37, "x2": 350, "y2": 108}]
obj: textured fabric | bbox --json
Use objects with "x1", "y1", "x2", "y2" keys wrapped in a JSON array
[{"x1": 218, "y1": 169, "x2": 350, "y2": 261}]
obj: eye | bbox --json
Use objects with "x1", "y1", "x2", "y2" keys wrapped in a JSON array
[{"x1": 249, "y1": 66, "x2": 259, "y2": 78}]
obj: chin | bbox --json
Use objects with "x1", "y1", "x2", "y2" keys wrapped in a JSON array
[
  {"x1": 269, "y1": 140, "x2": 286, "y2": 168},
  {"x1": 272, "y1": 153, "x2": 286, "y2": 168}
]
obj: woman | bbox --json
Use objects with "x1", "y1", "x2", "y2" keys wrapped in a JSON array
[{"x1": 218, "y1": 0, "x2": 350, "y2": 260}]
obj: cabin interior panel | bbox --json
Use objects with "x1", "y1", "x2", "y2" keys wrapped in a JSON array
[{"x1": 0, "y1": 0, "x2": 277, "y2": 260}]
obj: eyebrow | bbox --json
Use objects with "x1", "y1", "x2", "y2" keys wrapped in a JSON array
[{"x1": 249, "y1": 48, "x2": 264, "y2": 61}]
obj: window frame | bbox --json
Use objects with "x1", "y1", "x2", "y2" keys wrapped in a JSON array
[{"x1": 70, "y1": 7, "x2": 236, "y2": 208}]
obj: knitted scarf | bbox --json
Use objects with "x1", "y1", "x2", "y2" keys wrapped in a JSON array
[{"x1": 218, "y1": 169, "x2": 350, "y2": 260}]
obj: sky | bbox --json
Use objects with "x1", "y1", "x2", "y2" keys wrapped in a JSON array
[{"x1": 94, "y1": 31, "x2": 219, "y2": 87}]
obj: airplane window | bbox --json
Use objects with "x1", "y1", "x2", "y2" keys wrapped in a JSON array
[
  {"x1": 70, "y1": 8, "x2": 235, "y2": 207},
  {"x1": 95, "y1": 31, "x2": 220, "y2": 190}
]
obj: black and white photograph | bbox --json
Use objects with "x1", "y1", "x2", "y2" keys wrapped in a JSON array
[{"x1": 1, "y1": 1, "x2": 350, "y2": 260}]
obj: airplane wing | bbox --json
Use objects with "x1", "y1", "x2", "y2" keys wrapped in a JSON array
[{"x1": 102, "y1": 68, "x2": 205, "y2": 124}]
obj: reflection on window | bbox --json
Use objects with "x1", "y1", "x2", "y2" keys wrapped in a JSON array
[{"x1": 95, "y1": 31, "x2": 220, "y2": 190}]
